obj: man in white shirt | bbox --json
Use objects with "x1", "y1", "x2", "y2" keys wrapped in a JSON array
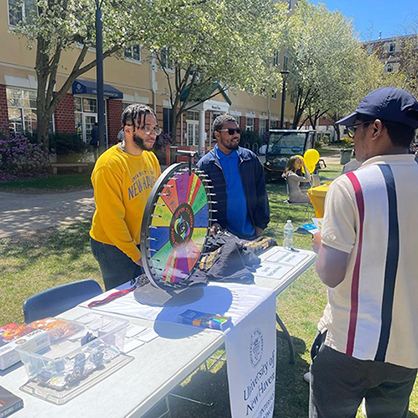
[{"x1": 310, "y1": 87, "x2": 418, "y2": 418}]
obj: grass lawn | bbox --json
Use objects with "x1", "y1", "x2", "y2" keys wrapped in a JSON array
[
  {"x1": 0, "y1": 172, "x2": 92, "y2": 193},
  {"x1": 1, "y1": 159, "x2": 417, "y2": 417}
]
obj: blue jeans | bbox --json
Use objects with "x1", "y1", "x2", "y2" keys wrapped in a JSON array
[{"x1": 90, "y1": 238, "x2": 144, "y2": 290}]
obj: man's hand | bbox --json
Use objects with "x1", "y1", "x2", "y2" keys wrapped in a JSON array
[
  {"x1": 209, "y1": 223, "x2": 221, "y2": 235},
  {"x1": 255, "y1": 226, "x2": 264, "y2": 237},
  {"x1": 312, "y1": 232, "x2": 322, "y2": 254}
]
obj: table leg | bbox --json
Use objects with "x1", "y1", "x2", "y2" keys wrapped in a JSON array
[
  {"x1": 169, "y1": 392, "x2": 214, "y2": 407},
  {"x1": 276, "y1": 313, "x2": 295, "y2": 364}
]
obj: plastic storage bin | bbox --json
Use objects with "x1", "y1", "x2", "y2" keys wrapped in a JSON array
[{"x1": 16, "y1": 314, "x2": 132, "y2": 405}]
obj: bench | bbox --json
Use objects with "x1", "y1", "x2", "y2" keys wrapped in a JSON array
[{"x1": 50, "y1": 163, "x2": 90, "y2": 175}]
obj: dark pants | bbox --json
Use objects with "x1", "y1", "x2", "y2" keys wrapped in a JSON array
[
  {"x1": 90, "y1": 238, "x2": 144, "y2": 290},
  {"x1": 309, "y1": 342, "x2": 417, "y2": 418}
]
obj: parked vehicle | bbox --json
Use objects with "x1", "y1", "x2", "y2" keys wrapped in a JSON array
[{"x1": 262, "y1": 129, "x2": 317, "y2": 181}]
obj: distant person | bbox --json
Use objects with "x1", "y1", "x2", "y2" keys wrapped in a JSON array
[
  {"x1": 117, "y1": 128, "x2": 125, "y2": 142},
  {"x1": 310, "y1": 87, "x2": 418, "y2": 418},
  {"x1": 90, "y1": 122, "x2": 99, "y2": 161},
  {"x1": 282, "y1": 156, "x2": 311, "y2": 203},
  {"x1": 197, "y1": 114, "x2": 269, "y2": 239},
  {"x1": 90, "y1": 104, "x2": 161, "y2": 290}
]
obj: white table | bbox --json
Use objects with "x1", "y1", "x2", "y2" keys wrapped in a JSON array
[
  {"x1": 0, "y1": 246, "x2": 315, "y2": 418},
  {"x1": 0, "y1": 307, "x2": 223, "y2": 418}
]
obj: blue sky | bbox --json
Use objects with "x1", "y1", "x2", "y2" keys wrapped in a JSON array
[{"x1": 311, "y1": 0, "x2": 418, "y2": 41}]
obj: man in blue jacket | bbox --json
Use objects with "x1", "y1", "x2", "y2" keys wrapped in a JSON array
[{"x1": 197, "y1": 114, "x2": 270, "y2": 239}]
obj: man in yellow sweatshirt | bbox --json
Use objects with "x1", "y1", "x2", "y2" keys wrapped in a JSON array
[{"x1": 90, "y1": 104, "x2": 161, "y2": 290}]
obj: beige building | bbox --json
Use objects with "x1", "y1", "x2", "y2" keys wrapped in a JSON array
[{"x1": 0, "y1": 0, "x2": 294, "y2": 161}]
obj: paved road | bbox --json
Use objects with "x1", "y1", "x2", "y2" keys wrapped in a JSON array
[{"x1": 0, "y1": 189, "x2": 95, "y2": 239}]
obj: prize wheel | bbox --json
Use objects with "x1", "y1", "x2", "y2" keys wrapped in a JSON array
[{"x1": 140, "y1": 163, "x2": 213, "y2": 290}]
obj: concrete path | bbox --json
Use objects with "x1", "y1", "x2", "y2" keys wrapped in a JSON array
[{"x1": 0, "y1": 189, "x2": 95, "y2": 238}]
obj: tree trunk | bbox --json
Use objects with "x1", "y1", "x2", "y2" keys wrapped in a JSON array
[
  {"x1": 37, "y1": 113, "x2": 51, "y2": 152},
  {"x1": 333, "y1": 122, "x2": 341, "y2": 142}
]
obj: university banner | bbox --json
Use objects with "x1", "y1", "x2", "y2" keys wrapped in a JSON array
[{"x1": 224, "y1": 291, "x2": 277, "y2": 418}]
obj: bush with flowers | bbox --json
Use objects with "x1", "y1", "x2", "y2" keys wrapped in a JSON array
[{"x1": 0, "y1": 129, "x2": 49, "y2": 182}]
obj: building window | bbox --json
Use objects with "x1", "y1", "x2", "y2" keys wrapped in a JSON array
[
  {"x1": 272, "y1": 91, "x2": 277, "y2": 100},
  {"x1": 273, "y1": 51, "x2": 279, "y2": 67},
  {"x1": 389, "y1": 42, "x2": 396, "y2": 53},
  {"x1": 6, "y1": 87, "x2": 38, "y2": 135},
  {"x1": 161, "y1": 47, "x2": 174, "y2": 71},
  {"x1": 246, "y1": 117, "x2": 254, "y2": 131},
  {"x1": 74, "y1": 96, "x2": 106, "y2": 142},
  {"x1": 270, "y1": 120, "x2": 279, "y2": 129},
  {"x1": 283, "y1": 55, "x2": 289, "y2": 70},
  {"x1": 124, "y1": 44, "x2": 141, "y2": 62},
  {"x1": 384, "y1": 63, "x2": 393, "y2": 73},
  {"x1": 186, "y1": 110, "x2": 199, "y2": 121},
  {"x1": 259, "y1": 119, "x2": 267, "y2": 137},
  {"x1": 8, "y1": 0, "x2": 36, "y2": 26},
  {"x1": 186, "y1": 111, "x2": 199, "y2": 146}
]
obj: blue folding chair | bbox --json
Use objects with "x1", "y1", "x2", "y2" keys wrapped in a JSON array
[{"x1": 23, "y1": 279, "x2": 103, "y2": 323}]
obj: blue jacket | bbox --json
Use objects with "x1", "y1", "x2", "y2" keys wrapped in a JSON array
[{"x1": 197, "y1": 147, "x2": 270, "y2": 236}]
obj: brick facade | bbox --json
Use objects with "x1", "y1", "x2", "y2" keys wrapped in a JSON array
[
  {"x1": 107, "y1": 99, "x2": 123, "y2": 146},
  {"x1": 54, "y1": 93, "x2": 76, "y2": 133},
  {"x1": 155, "y1": 104, "x2": 164, "y2": 129},
  {"x1": 0, "y1": 85, "x2": 10, "y2": 130},
  {"x1": 254, "y1": 117, "x2": 259, "y2": 134}
]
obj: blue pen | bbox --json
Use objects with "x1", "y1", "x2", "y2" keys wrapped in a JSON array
[{"x1": 290, "y1": 248, "x2": 300, "y2": 252}]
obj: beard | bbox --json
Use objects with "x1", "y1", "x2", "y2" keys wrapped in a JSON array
[
  {"x1": 224, "y1": 138, "x2": 240, "y2": 150},
  {"x1": 133, "y1": 133, "x2": 154, "y2": 151}
]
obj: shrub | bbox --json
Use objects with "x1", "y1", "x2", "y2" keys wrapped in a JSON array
[
  {"x1": 0, "y1": 135, "x2": 49, "y2": 181},
  {"x1": 49, "y1": 132, "x2": 88, "y2": 155},
  {"x1": 341, "y1": 137, "x2": 353, "y2": 148},
  {"x1": 239, "y1": 130, "x2": 262, "y2": 148}
]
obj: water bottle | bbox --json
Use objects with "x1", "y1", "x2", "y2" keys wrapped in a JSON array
[{"x1": 283, "y1": 220, "x2": 294, "y2": 249}]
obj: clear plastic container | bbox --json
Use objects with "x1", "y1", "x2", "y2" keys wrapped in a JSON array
[
  {"x1": 283, "y1": 220, "x2": 294, "y2": 249},
  {"x1": 16, "y1": 313, "x2": 132, "y2": 405}
]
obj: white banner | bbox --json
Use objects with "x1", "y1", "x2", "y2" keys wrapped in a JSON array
[{"x1": 225, "y1": 292, "x2": 277, "y2": 418}]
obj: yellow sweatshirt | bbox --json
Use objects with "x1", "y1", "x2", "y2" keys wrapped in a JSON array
[{"x1": 90, "y1": 145, "x2": 161, "y2": 262}]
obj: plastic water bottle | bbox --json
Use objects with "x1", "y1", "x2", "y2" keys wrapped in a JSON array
[{"x1": 283, "y1": 220, "x2": 294, "y2": 249}]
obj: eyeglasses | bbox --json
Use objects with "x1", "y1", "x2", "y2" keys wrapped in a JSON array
[
  {"x1": 217, "y1": 128, "x2": 242, "y2": 135},
  {"x1": 347, "y1": 121, "x2": 372, "y2": 138},
  {"x1": 137, "y1": 125, "x2": 162, "y2": 135}
]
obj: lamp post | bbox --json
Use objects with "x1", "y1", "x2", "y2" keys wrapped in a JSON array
[
  {"x1": 280, "y1": 70, "x2": 290, "y2": 129},
  {"x1": 95, "y1": 0, "x2": 105, "y2": 155}
]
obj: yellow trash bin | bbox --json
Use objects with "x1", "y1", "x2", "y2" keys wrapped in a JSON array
[{"x1": 308, "y1": 185, "x2": 330, "y2": 218}]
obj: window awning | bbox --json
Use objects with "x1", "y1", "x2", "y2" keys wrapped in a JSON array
[{"x1": 72, "y1": 79, "x2": 123, "y2": 99}]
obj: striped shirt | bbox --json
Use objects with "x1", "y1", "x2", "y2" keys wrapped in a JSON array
[{"x1": 318, "y1": 154, "x2": 418, "y2": 368}]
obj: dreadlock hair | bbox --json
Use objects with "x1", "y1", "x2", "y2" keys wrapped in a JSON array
[{"x1": 121, "y1": 104, "x2": 156, "y2": 129}]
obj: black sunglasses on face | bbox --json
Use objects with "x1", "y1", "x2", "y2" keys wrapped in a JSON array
[
  {"x1": 347, "y1": 121, "x2": 373, "y2": 138},
  {"x1": 218, "y1": 128, "x2": 241, "y2": 135}
]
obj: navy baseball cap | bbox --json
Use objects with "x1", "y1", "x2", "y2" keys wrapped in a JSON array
[{"x1": 337, "y1": 87, "x2": 418, "y2": 129}]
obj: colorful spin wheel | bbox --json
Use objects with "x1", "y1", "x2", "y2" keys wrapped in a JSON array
[{"x1": 140, "y1": 163, "x2": 214, "y2": 290}]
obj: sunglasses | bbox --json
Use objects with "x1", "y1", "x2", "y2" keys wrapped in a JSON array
[
  {"x1": 217, "y1": 128, "x2": 242, "y2": 135},
  {"x1": 347, "y1": 121, "x2": 372, "y2": 138}
]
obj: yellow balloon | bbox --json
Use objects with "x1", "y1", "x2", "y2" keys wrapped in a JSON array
[
  {"x1": 304, "y1": 149, "x2": 320, "y2": 166},
  {"x1": 306, "y1": 163, "x2": 316, "y2": 174}
]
